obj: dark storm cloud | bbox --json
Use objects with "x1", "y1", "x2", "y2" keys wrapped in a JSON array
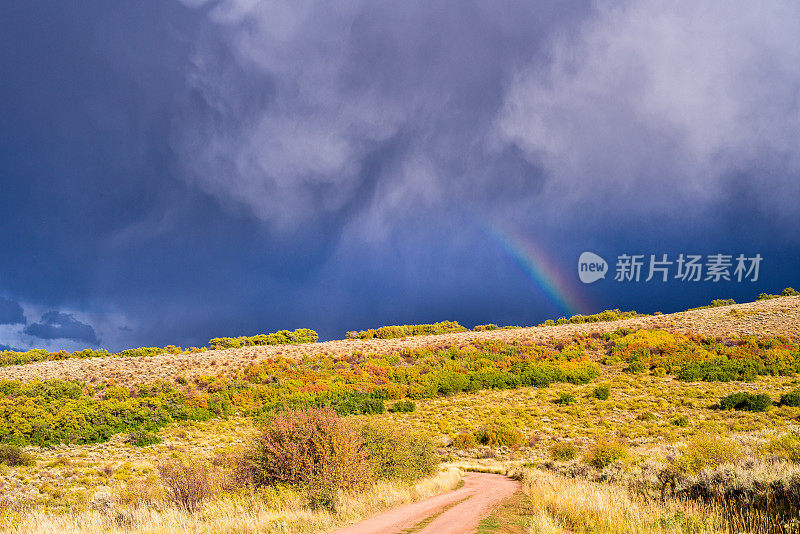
[
  {"x1": 497, "y1": 1, "x2": 800, "y2": 230},
  {"x1": 0, "y1": 0, "x2": 799, "y2": 350},
  {"x1": 0, "y1": 297, "x2": 25, "y2": 325},
  {"x1": 171, "y1": 0, "x2": 588, "y2": 235},
  {"x1": 24, "y1": 311, "x2": 100, "y2": 346}
]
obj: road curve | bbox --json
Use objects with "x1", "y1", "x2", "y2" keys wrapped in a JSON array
[{"x1": 327, "y1": 472, "x2": 520, "y2": 534}]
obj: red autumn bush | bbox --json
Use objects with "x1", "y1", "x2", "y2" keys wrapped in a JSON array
[{"x1": 239, "y1": 408, "x2": 371, "y2": 492}]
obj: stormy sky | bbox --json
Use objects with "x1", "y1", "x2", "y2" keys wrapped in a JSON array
[{"x1": 1, "y1": 0, "x2": 798, "y2": 351}]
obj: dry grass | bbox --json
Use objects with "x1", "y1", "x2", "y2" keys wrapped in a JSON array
[
  {"x1": 0, "y1": 467, "x2": 463, "y2": 534},
  {"x1": 523, "y1": 469, "x2": 724, "y2": 533},
  {"x1": 456, "y1": 458, "x2": 800, "y2": 533}
]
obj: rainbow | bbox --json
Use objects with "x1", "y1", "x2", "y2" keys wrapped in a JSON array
[{"x1": 480, "y1": 221, "x2": 592, "y2": 318}]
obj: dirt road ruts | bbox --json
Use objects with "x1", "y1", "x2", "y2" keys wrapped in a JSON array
[{"x1": 327, "y1": 472, "x2": 520, "y2": 534}]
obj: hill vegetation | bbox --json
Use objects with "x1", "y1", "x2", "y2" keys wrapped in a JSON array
[
  {"x1": 0, "y1": 290, "x2": 798, "y2": 533},
  {"x1": 0, "y1": 328, "x2": 320, "y2": 368}
]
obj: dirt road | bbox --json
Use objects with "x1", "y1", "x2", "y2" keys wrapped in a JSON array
[{"x1": 328, "y1": 472, "x2": 520, "y2": 534}]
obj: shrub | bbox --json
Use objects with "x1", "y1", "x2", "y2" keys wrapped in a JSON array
[
  {"x1": 475, "y1": 425, "x2": 525, "y2": 447},
  {"x1": 348, "y1": 321, "x2": 467, "y2": 340},
  {"x1": 690, "y1": 298, "x2": 736, "y2": 310},
  {"x1": 474, "y1": 324, "x2": 499, "y2": 331},
  {"x1": 637, "y1": 411, "x2": 656, "y2": 421},
  {"x1": 157, "y1": 457, "x2": 219, "y2": 513},
  {"x1": 358, "y1": 421, "x2": 436, "y2": 481},
  {"x1": 553, "y1": 392, "x2": 576, "y2": 405},
  {"x1": 306, "y1": 481, "x2": 340, "y2": 512},
  {"x1": 0, "y1": 379, "x2": 224, "y2": 447},
  {"x1": 764, "y1": 434, "x2": 800, "y2": 463},
  {"x1": 592, "y1": 384, "x2": 611, "y2": 400},
  {"x1": 608, "y1": 329, "x2": 800, "y2": 382},
  {"x1": 550, "y1": 442, "x2": 577, "y2": 461},
  {"x1": 209, "y1": 328, "x2": 319, "y2": 350},
  {"x1": 452, "y1": 432, "x2": 478, "y2": 449},
  {"x1": 710, "y1": 298, "x2": 735, "y2": 307},
  {"x1": 584, "y1": 439, "x2": 630, "y2": 468},
  {"x1": 718, "y1": 392, "x2": 772, "y2": 412},
  {"x1": 779, "y1": 390, "x2": 800, "y2": 407},
  {"x1": 239, "y1": 408, "x2": 370, "y2": 492},
  {"x1": 672, "y1": 415, "x2": 689, "y2": 427},
  {"x1": 0, "y1": 444, "x2": 35, "y2": 466},
  {"x1": 759, "y1": 288, "x2": 800, "y2": 300},
  {"x1": 674, "y1": 435, "x2": 741, "y2": 474},
  {"x1": 539, "y1": 309, "x2": 637, "y2": 327},
  {"x1": 331, "y1": 393, "x2": 385, "y2": 415},
  {"x1": 125, "y1": 430, "x2": 162, "y2": 447},
  {"x1": 388, "y1": 400, "x2": 416, "y2": 413}
]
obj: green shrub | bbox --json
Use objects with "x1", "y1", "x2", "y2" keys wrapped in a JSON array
[
  {"x1": 0, "y1": 444, "x2": 35, "y2": 466},
  {"x1": 779, "y1": 390, "x2": 800, "y2": 407},
  {"x1": 672, "y1": 415, "x2": 689, "y2": 427},
  {"x1": 358, "y1": 421, "x2": 436, "y2": 481},
  {"x1": 347, "y1": 321, "x2": 467, "y2": 340},
  {"x1": 592, "y1": 384, "x2": 611, "y2": 400},
  {"x1": 209, "y1": 328, "x2": 319, "y2": 350},
  {"x1": 584, "y1": 439, "x2": 630, "y2": 468},
  {"x1": 331, "y1": 393, "x2": 385, "y2": 415},
  {"x1": 473, "y1": 324, "x2": 499, "y2": 331},
  {"x1": 126, "y1": 430, "x2": 162, "y2": 447},
  {"x1": 388, "y1": 400, "x2": 416, "y2": 413},
  {"x1": 637, "y1": 411, "x2": 656, "y2": 421},
  {"x1": 719, "y1": 392, "x2": 772, "y2": 412},
  {"x1": 759, "y1": 288, "x2": 800, "y2": 300},
  {"x1": 306, "y1": 480, "x2": 340, "y2": 512},
  {"x1": 553, "y1": 392, "x2": 576, "y2": 405},
  {"x1": 550, "y1": 442, "x2": 577, "y2": 461},
  {"x1": 689, "y1": 298, "x2": 736, "y2": 310},
  {"x1": 539, "y1": 309, "x2": 637, "y2": 327},
  {"x1": 677, "y1": 359, "x2": 761, "y2": 382}
]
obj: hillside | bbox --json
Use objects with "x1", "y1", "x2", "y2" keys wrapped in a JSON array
[
  {"x1": 1, "y1": 296, "x2": 797, "y2": 386},
  {"x1": 2, "y1": 295, "x2": 800, "y2": 533}
]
